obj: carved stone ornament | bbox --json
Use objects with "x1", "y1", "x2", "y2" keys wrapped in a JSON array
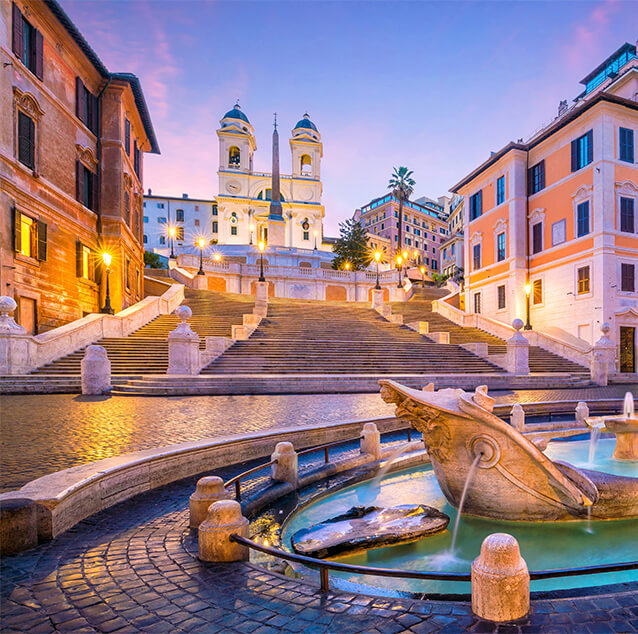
[
  {"x1": 614, "y1": 180, "x2": 638, "y2": 195},
  {"x1": 13, "y1": 87, "x2": 45, "y2": 120},
  {"x1": 572, "y1": 184, "x2": 593, "y2": 202},
  {"x1": 76, "y1": 145, "x2": 98, "y2": 171}
]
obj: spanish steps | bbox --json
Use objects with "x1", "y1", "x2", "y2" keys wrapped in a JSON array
[
  {"x1": 32, "y1": 290, "x2": 254, "y2": 375},
  {"x1": 391, "y1": 287, "x2": 589, "y2": 375}
]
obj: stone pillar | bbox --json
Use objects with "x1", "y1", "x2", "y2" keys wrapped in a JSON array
[
  {"x1": 429, "y1": 332, "x2": 450, "y2": 344},
  {"x1": 0, "y1": 498, "x2": 38, "y2": 555},
  {"x1": 0, "y1": 297, "x2": 32, "y2": 375},
  {"x1": 271, "y1": 441, "x2": 298, "y2": 486},
  {"x1": 191, "y1": 274, "x2": 207, "y2": 290},
  {"x1": 254, "y1": 281, "x2": 269, "y2": 317},
  {"x1": 360, "y1": 422, "x2": 381, "y2": 459},
  {"x1": 232, "y1": 325, "x2": 250, "y2": 340},
  {"x1": 418, "y1": 321, "x2": 429, "y2": 334},
  {"x1": 198, "y1": 500, "x2": 249, "y2": 562},
  {"x1": 506, "y1": 319, "x2": 529, "y2": 375},
  {"x1": 81, "y1": 345, "x2": 111, "y2": 395},
  {"x1": 471, "y1": 533, "x2": 529, "y2": 622},
  {"x1": 189, "y1": 476, "x2": 231, "y2": 528},
  {"x1": 167, "y1": 306, "x2": 200, "y2": 374},
  {"x1": 511, "y1": 404, "x2": 525, "y2": 432},
  {"x1": 590, "y1": 323, "x2": 616, "y2": 385},
  {"x1": 575, "y1": 401, "x2": 590, "y2": 426},
  {"x1": 371, "y1": 289, "x2": 385, "y2": 310},
  {"x1": 243, "y1": 313, "x2": 261, "y2": 328}
]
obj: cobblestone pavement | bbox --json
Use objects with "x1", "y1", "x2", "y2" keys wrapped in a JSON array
[
  {"x1": 1, "y1": 386, "x2": 635, "y2": 492},
  {"x1": 1, "y1": 463, "x2": 637, "y2": 633}
]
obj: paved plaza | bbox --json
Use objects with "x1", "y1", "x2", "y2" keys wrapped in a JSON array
[
  {"x1": 1, "y1": 386, "x2": 633, "y2": 493},
  {"x1": 2, "y1": 460, "x2": 637, "y2": 634}
]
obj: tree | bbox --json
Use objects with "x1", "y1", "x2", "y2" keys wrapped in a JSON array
[
  {"x1": 144, "y1": 251, "x2": 164, "y2": 269},
  {"x1": 388, "y1": 166, "x2": 415, "y2": 258},
  {"x1": 332, "y1": 218, "x2": 370, "y2": 271},
  {"x1": 431, "y1": 272, "x2": 449, "y2": 288}
]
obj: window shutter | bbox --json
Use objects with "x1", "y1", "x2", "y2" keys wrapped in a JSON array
[
  {"x1": 13, "y1": 207, "x2": 21, "y2": 252},
  {"x1": 34, "y1": 29, "x2": 43, "y2": 80},
  {"x1": 540, "y1": 160, "x2": 545, "y2": 190},
  {"x1": 91, "y1": 93, "x2": 98, "y2": 134},
  {"x1": 586, "y1": 130, "x2": 593, "y2": 164},
  {"x1": 91, "y1": 170, "x2": 98, "y2": 211},
  {"x1": 571, "y1": 139, "x2": 577, "y2": 172},
  {"x1": 76, "y1": 161, "x2": 84, "y2": 204},
  {"x1": 477, "y1": 190, "x2": 482, "y2": 215},
  {"x1": 12, "y1": 4, "x2": 23, "y2": 58},
  {"x1": 37, "y1": 220, "x2": 47, "y2": 261},
  {"x1": 76, "y1": 77, "x2": 86, "y2": 123},
  {"x1": 527, "y1": 167, "x2": 533, "y2": 195},
  {"x1": 76, "y1": 241, "x2": 83, "y2": 277}
]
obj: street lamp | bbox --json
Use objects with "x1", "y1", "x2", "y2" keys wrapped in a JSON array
[
  {"x1": 524, "y1": 283, "x2": 532, "y2": 330},
  {"x1": 168, "y1": 226, "x2": 176, "y2": 259},
  {"x1": 344, "y1": 261, "x2": 351, "y2": 271},
  {"x1": 197, "y1": 237, "x2": 205, "y2": 275},
  {"x1": 420, "y1": 266, "x2": 426, "y2": 288},
  {"x1": 374, "y1": 250, "x2": 381, "y2": 290},
  {"x1": 396, "y1": 255, "x2": 403, "y2": 288},
  {"x1": 413, "y1": 250, "x2": 419, "y2": 266},
  {"x1": 213, "y1": 253, "x2": 222, "y2": 263},
  {"x1": 249, "y1": 223, "x2": 254, "y2": 245},
  {"x1": 100, "y1": 252, "x2": 114, "y2": 314},
  {"x1": 313, "y1": 230, "x2": 318, "y2": 250},
  {"x1": 258, "y1": 240, "x2": 266, "y2": 282}
]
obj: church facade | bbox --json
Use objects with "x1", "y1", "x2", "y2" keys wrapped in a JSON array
[{"x1": 215, "y1": 105, "x2": 326, "y2": 250}]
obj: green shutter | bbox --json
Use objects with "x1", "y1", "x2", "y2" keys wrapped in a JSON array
[
  {"x1": 76, "y1": 241, "x2": 83, "y2": 277},
  {"x1": 13, "y1": 207, "x2": 21, "y2": 252},
  {"x1": 37, "y1": 220, "x2": 47, "y2": 261}
]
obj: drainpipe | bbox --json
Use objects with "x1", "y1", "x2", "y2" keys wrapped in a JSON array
[
  {"x1": 524, "y1": 148, "x2": 531, "y2": 330},
  {"x1": 96, "y1": 75, "x2": 112, "y2": 236}
]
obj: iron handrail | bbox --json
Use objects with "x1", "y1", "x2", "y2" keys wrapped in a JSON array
[
  {"x1": 224, "y1": 459, "x2": 278, "y2": 501},
  {"x1": 231, "y1": 534, "x2": 638, "y2": 593}
]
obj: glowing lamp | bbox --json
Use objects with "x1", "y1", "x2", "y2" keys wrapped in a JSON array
[
  {"x1": 197, "y1": 237, "x2": 206, "y2": 249},
  {"x1": 374, "y1": 251, "x2": 381, "y2": 263},
  {"x1": 524, "y1": 283, "x2": 532, "y2": 296},
  {"x1": 102, "y1": 252, "x2": 112, "y2": 268},
  {"x1": 258, "y1": 240, "x2": 265, "y2": 252}
]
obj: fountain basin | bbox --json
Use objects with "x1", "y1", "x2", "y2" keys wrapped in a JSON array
[{"x1": 586, "y1": 416, "x2": 638, "y2": 461}]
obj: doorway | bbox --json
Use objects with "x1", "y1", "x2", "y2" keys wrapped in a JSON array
[
  {"x1": 620, "y1": 326, "x2": 636, "y2": 373},
  {"x1": 18, "y1": 297, "x2": 37, "y2": 335}
]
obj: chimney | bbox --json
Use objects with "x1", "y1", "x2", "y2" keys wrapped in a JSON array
[
  {"x1": 147, "y1": 188, "x2": 152, "y2": 195},
  {"x1": 182, "y1": 193, "x2": 188, "y2": 198},
  {"x1": 558, "y1": 100, "x2": 568, "y2": 117}
]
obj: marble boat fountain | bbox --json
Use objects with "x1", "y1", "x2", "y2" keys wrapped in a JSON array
[{"x1": 378, "y1": 380, "x2": 638, "y2": 522}]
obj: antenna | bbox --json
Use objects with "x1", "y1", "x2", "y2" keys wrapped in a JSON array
[{"x1": 273, "y1": 112, "x2": 278, "y2": 130}]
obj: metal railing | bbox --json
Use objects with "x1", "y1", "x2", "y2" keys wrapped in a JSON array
[{"x1": 231, "y1": 533, "x2": 638, "y2": 593}]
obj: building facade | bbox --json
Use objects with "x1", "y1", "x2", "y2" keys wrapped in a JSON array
[
  {"x1": 215, "y1": 106, "x2": 326, "y2": 250},
  {"x1": 441, "y1": 194, "x2": 464, "y2": 280},
  {"x1": 355, "y1": 194, "x2": 448, "y2": 273},
  {"x1": 452, "y1": 41, "x2": 638, "y2": 372},
  {"x1": 0, "y1": 0, "x2": 158, "y2": 333}
]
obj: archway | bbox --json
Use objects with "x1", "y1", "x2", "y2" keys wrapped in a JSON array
[{"x1": 326, "y1": 285, "x2": 347, "y2": 301}]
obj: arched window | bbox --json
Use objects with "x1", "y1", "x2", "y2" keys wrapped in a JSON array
[
  {"x1": 302, "y1": 218, "x2": 310, "y2": 241},
  {"x1": 300, "y1": 154, "x2": 312, "y2": 175},
  {"x1": 228, "y1": 146, "x2": 240, "y2": 167},
  {"x1": 143, "y1": 234, "x2": 148, "y2": 244},
  {"x1": 256, "y1": 188, "x2": 285, "y2": 202},
  {"x1": 229, "y1": 212, "x2": 238, "y2": 236},
  {"x1": 159, "y1": 236, "x2": 166, "y2": 245}
]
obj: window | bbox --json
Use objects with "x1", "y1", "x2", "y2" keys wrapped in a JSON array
[
  {"x1": 133, "y1": 141, "x2": 141, "y2": 177},
  {"x1": 472, "y1": 244, "x2": 481, "y2": 270},
  {"x1": 571, "y1": 130, "x2": 593, "y2": 172},
  {"x1": 159, "y1": 235, "x2": 166, "y2": 245},
  {"x1": 123, "y1": 190, "x2": 130, "y2": 225},
  {"x1": 300, "y1": 154, "x2": 312, "y2": 175},
  {"x1": 157, "y1": 203, "x2": 165, "y2": 209},
  {"x1": 577, "y1": 266, "x2": 590, "y2": 294},
  {"x1": 619, "y1": 127, "x2": 634, "y2": 163},
  {"x1": 143, "y1": 234, "x2": 148, "y2": 244},
  {"x1": 76, "y1": 243, "x2": 94, "y2": 280},
  {"x1": 432, "y1": 260, "x2": 438, "y2": 270},
  {"x1": 12, "y1": 5, "x2": 43, "y2": 79},
  {"x1": 75, "y1": 78, "x2": 98, "y2": 134},
  {"x1": 194, "y1": 219, "x2": 200, "y2": 227},
  {"x1": 157, "y1": 217, "x2": 167, "y2": 224},
  {"x1": 497, "y1": 232, "x2": 506, "y2": 261},
  {"x1": 552, "y1": 219, "x2": 566, "y2": 246},
  {"x1": 13, "y1": 210, "x2": 46, "y2": 261},
  {"x1": 303, "y1": 231, "x2": 309, "y2": 240},
  {"x1": 143, "y1": 216, "x2": 148, "y2": 223},
  {"x1": 532, "y1": 222, "x2": 543, "y2": 254},
  {"x1": 528, "y1": 160, "x2": 545, "y2": 194},
  {"x1": 577, "y1": 201, "x2": 590, "y2": 237},
  {"x1": 469, "y1": 190, "x2": 482, "y2": 220},
  {"x1": 125, "y1": 118, "x2": 131, "y2": 155},
  {"x1": 532, "y1": 279, "x2": 543, "y2": 305},
  {"x1": 473, "y1": 292, "x2": 481, "y2": 314},
  {"x1": 496, "y1": 176, "x2": 505, "y2": 205},
  {"x1": 621, "y1": 263, "x2": 635, "y2": 292},
  {"x1": 17, "y1": 112, "x2": 35, "y2": 169},
  {"x1": 212, "y1": 204, "x2": 218, "y2": 216},
  {"x1": 125, "y1": 259, "x2": 131, "y2": 291},
  {"x1": 231, "y1": 226, "x2": 238, "y2": 236},
  {"x1": 620, "y1": 197, "x2": 635, "y2": 233},
  {"x1": 497, "y1": 285, "x2": 506, "y2": 310},
  {"x1": 176, "y1": 209, "x2": 184, "y2": 222},
  {"x1": 228, "y1": 146, "x2": 240, "y2": 166},
  {"x1": 76, "y1": 162, "x2": 97, "y2": 211},
  {"x1": 212, "y1": 221, "x2": 218, "y2": 233},
  {"x1": 175, "y1": 227, "x2": 184, "y2": 240},
  {"x1": 451, "y1": 243, "x2": 455, "y2": 255}
]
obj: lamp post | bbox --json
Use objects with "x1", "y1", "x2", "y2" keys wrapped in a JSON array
[
  {"x1": 313, "y1": 230, "x2": 318, "y2": 250},
  {"x1": 258, "y1": 240, "x2": 266, "y2": 282},
  {"x1": 396, "y1": 255, "x2": 403, "y2": 288},
  {"x1": 100, "y1": 252, "x2": 114, "y2": 314},
  {"x1": 169, "y1": 226, "x2": 176, "y2": 259},
  {"x1": 402, "y1": 250, "x2": 408, "y2": 283},
  {"x1": 374, "y1": 251, "x2": 382, "y2": 290},
  {"x1": 420, "y1": 266, "x2": 426, "y2": 288},
  {"x1": 197, "y1": 237, "x2": 205, "y2": 275},
  {"x1": 249, "y1": 223, "x2": 254, "y2": 245},
  {"x1": 413, "y1": 250, "x2": 419, "y2": 266},
  {"x1": 524, "y1": 283, "x2": 532, "y2": 330}
]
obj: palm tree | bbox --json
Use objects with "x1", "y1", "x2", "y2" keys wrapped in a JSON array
[{"x1": 388, "y1": 167, "x2": 415, "y2": 258}]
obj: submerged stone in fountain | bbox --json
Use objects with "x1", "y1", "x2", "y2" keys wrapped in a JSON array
[{"x1": 290, "y1": 504, "x2": 449, "y2": 558}]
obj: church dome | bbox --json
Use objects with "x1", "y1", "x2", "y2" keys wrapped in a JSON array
[
  {"x1": 294, "y1": 113, "x2": 317, "y2": 132},
  {"x1": 222, "y1": 103, "x2": 250, "y2": 124}
]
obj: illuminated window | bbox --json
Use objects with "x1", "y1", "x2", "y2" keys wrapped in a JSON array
[
  {"x1": 532, "y1": 279, "x2": 543, "y2": 305},
  {"x1": 228, "y1": 146, "x2": 240, "y2": 166},
  {"x1": 497, "y1": 285, "x2": 506, "y2": 309},
  {"x1": 577, "y1": 266, "x2": 590, "y2": 294},
  {"x1": 20, "y1": 214, "x2": 33, "y2": 257}
]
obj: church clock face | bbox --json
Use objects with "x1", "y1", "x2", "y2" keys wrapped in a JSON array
[
  {"x1": 299, "y1": 187, "x2": 313, "y2": 201},
  {"x1": 226, "y1": 180, "x2": 241, "y2": 194}
]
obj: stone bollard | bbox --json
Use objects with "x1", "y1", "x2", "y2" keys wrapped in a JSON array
[
  {"x1": 360, "y1": 422, "x2": 381, "y2": 459},
  {"x1": 0, "y1": 498, "x2": 38, "y2": 555},
  {"x1": 506, "y1": 319, "x2": 529, "y2": 375},
  {"x1": 471, "y1": 533, "x2": 529, "y2": 622},
  {"x1": 198, "y1": 500, "x2": 249, "y2": 562},
  {"x1": 271, "y1": 442, "x2": 298, "y2": 486},
  {"x1": 167, "y1": 306, "x2": 200, "y2": 374},
  {"x1": 81, "y1": 345, "x2": 111, "y2": 394},
  {"x1": 511, "y1": 404, "x2": 525, "y2": 432},
  {"x1": 371, "y1": 289, "x2": 385, "y2": 310},
  {"x1": 575, "y1": 401, "x2": 590, "y2": 426},
  {"x1": 0, "y1": 296, "x2": 31, "y2": 375},
  {"x1": 189, "y1": 476, "x2": 232, "y2": 528}
]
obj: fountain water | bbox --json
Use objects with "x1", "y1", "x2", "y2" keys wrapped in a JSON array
[
  {"x1": 450, "y1": 453, "x2": 482, "y2": 552},
  {"x1": 625, "y1": 392, "x2": 635, "y2": 419},
  {"x1": 358, "y1": 443, "x2": 413, "y2": 506},
  {"x1": 588, "y1": 422, "x2": 603, "y2": 466}
]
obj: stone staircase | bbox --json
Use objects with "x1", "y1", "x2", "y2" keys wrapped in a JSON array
[
  {"x1": 31, "y1": 290, "x2": 254, "y2": 375},
  {"x1": 202, "y1": 297, "x2": 505, "y2": 375},
  {"x1": 394, "y1": 287, "x2": 589, "y2": 375}
]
